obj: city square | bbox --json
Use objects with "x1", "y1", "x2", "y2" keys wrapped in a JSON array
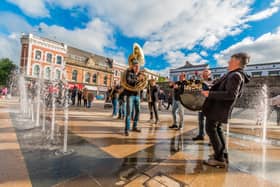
[{"x1": 1, "y1": 1, "x2": 280, "y2": 187}]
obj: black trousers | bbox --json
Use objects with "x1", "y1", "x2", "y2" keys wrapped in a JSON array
[
  {"x1": 205, "y1": 119, "x2": 226, "y2": 161},
  {"x1": 83, "y1": 99, "x2": 87, "y2": 107},
  {"x1": 148, "y1": 101, "x2": 159, "y2": 121}
]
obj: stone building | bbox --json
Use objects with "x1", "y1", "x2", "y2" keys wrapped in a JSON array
[
  {"x1": 169, "y1": 61, "x2": 208, "y2": 81},
  {"x1": 170, "y1": 61, "x2": 280, "y2": 81},
  {"x1": 112, "y1": 62, "x2": 127, "y2": 86}
]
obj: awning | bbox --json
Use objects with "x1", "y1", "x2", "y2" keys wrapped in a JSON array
[
  {"x1": 85, "y1": 85, "x2": 98, "y2": 91},
  {"x1": 68, "y1": 83, "x2": 84, "y2": 90}
]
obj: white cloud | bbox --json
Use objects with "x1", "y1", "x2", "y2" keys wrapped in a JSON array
[
  {"x1": 108, "y1": 51, "x2": 127, "y2": 65},
  {"x1": 0, "y1": 33, "x2": 21, "y2": 64},
  {"x1": 159, "y1": 51, "x2": 207, "y2": 75},
  {"x1": 0, "y1": 13, "x2": 116, "y2": 64},
  {"x1": 45, "y1": 0, "x2": 278, "y2": 56},
  {"x1": 0, "y1": 12, "x2": 32, "y2": 33},
  {"x1": 214, "y1": 27, "x2": 280, "y2": 66},
  {"x1": 200, "y1": 51, "x2": 208, "y2": 57},
  {"x1": 39, "y1": 18, "x2": 114, "y2": 54},
  {"x1": 244, "y1": 7, "x2": 279, "y2": 22},
  {"x1": 271, "y1": 0, "x2": 280, "y2": 6},
  {"x1": 143, "y1": 0, "x2": 254, "y2": 55},
  {"x1": 7, "y1": 0, "x2": 49, "y2": 17}
]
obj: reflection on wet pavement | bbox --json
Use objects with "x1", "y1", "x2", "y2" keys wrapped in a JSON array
[{"x1": 1, "y1": 99, "x2": 280, "y2": 187}]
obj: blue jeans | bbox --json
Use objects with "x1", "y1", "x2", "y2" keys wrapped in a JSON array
[
  {"x1": 125, "y1": 96, "x2": 140, "y2": 131},
  {"x1": 172, "y1": 100, "x2": 184, "y2": 127},
  {"x1": 112, "y1": 98, "x2": 118, "y2": 116},
  {"x1": 198, "y1": 111, "x2": 205, "y2": 136},
  {"x1": 87, "y1": 101, "x2": 92, "y2": 108},
  {"x1": 118, "y1": 100, "x2": 126, "y2": 118}
]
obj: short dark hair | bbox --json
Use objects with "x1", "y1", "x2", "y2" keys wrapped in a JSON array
[{"x1": 231, "y1": 52, "x2": 250, "y2": 68}]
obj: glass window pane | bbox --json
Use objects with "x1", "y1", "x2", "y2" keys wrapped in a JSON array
[
  {"x1": 55, "y1": 70, "x2": 61, "y2": 80},
  {"x1": 72, "y1": 70, "x2": 78, "y2": 81},
  {"x1": 92, "y1": 74, "x2": 97, "y2": 83},
  {"x1": 85, "y1": 72, "x2": 90, "y2": 83},
  {"x1": 56, "y1": 56, "x2": 62, "y2": 64},
  {"x1": 33, "y1": 65, "x2": 40, "y2": 77},
  {"x1": 46, "y1": 53, "x2": 52, "y2": 63},
  {"x1": 45, "y1": 67, "x2": 51, "y2": 79},
  {"x1": 35, "y1": 51, "x2": 41, "y2": 60}
]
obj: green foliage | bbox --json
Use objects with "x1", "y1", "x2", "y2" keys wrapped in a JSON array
[
  {"x1": 158, "y1": 76, "x2": 168, "y2": 82},
  {"x1": 0, "y1": 58, "x2": 17, "y2": 86}
]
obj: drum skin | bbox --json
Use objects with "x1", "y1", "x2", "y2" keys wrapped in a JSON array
[{"x1": 179, "y1": 90, "x2": 206, "y2": 111}]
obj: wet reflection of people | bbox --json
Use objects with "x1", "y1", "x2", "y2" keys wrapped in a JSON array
[{"x1": 170, "y1": 134, "x2": 184, "y2": 153}]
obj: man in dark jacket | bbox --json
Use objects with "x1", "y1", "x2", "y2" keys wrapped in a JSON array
[
  {"x1": 149, "y1": 79, "x2": 160, "y2": 124},
  {"x1": 111, "y1": 84, "x2": 121, "y2": 117},
  {"x1": 201, "y1": 52, "x2": 250, "y2": 167},
  {"x1": 169, "y1": 73, "x2": 188, "y2": 130}
]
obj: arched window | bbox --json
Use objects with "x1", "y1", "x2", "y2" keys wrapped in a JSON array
[
  {"x1": 55, "y1": 69, "x2": 61, "y2": 80},
  {"x1": 104, "y1": 75, "x2": 108, "y2": 85},
  {"x1": 33, "y1": 64, "x2": 40, "y2": 77},
  {"x1": 72, "y1": 70, "x2": 78, "y2": 82},
  {"x1": 45, "y1": 67, "x2": 51, "y2": 79},
  {"x1": 92, "y1": 73, "x2": 97, "y2": 84},
  {"x1": 85, "y1": 72, "x2": 90, "y2": 83}
]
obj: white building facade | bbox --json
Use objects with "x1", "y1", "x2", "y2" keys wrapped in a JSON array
[{"x1": 170, "y1": 61, "x2": 280, "y2": 81}]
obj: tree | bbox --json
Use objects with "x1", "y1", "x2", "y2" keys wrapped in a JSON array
[
  {"x1": 158, "y1": 76, "x2": 168, "y2": 82},
  {"x1": 0, "y1": 58, "x2": 17, "y2": 86}
]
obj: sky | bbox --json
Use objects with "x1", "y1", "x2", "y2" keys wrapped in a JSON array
[{"x1": 1, "y1": 0, "x2": 280, "y2": 75}]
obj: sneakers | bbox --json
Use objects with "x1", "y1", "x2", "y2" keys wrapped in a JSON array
[
  {"x1": 155, "y1": 120, "x2": 160, "y2": 124},
  {"x1": 169, "y1": 124, "x2": 178, "y2": 129},
  {"x1": 192, "y1": 136, "x2": 204, "y2": 141},
  {"x1": 203, "y1": 158, "x2": 226, "y2": 168},
  {"x1": 124, "y1": 131, "x2": 129, "y2": 136},
  {"x1": 132, "y1": 128, "x2": 141, "y2": 132}
]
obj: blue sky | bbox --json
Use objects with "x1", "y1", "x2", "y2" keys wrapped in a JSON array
[{"x1": 1, "y1": 0, "x2": 280, "y2": 75}]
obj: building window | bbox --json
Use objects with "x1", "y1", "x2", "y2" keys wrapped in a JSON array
[
  {"x1": 85, "y1": 72, "x2": 90, "y2": 83},
  {"x1": 92, "y1": 73, "x2": 97, "y2": 84},
  {"x1": 104, "y1": 75, "x2": 108, "y2": 85},
  {"x1": 55, "y1": 69, "x2": 61, "y2": 80},
  {"x1": 56, "y1": 56, "x2": 62, "y2": 65},
  {"x1": 35, "y1": 50, "x2": 42, "y2": 60},
  {"x1": 172, "y1": 75, "x2": 177, "y2": 82},
  {"x1": 251, "y1": 72, "x2": 262, "y2": 77},
  {"x1": 45, "y1": 67, "x2": 51, "y2": 79},
  {"x1": 268, "y1": 71, "x2": 280, "y2": 76},
  {"x1": 115, "y1": 70, "x2": 119, "y2": 76},
  {"x1": 46, "y1": 53, "x2": 52, "y2": 63},
  {"x1": 72, "y1": 70, "x2": 78, "y2": 82},
  {"x1": 33, "y1": 64, "x2": 40, "y2": 77}
]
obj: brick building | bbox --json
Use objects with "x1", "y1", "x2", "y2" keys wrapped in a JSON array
[
  {"x1": 112, "y1": 62, "x2": 127, "y2": 85},
  {"x1": 20, "y1": 34, "x2": 67, "y2": 80},
  {"x1": 65, "y1": 46, "x2": 113, "y2": 96}
]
